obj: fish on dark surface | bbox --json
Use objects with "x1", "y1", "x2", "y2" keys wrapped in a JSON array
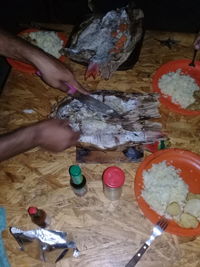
[
  {"x1": 51, "y1": 91, "x2": 166, "y2": 150},
  {"x1": 61, "y1": 1, "x2": 144, "y2": 80}
]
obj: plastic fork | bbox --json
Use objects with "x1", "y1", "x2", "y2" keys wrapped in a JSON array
[{"x1": 125, "y1": 217, "x2": 168, "y2": 267}]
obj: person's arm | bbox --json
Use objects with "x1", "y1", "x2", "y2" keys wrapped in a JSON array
[
  {"x1": 0, "y1": 119, "x2": 80, "y2": 162},
  {"x1": 0, "y1": 29, "x2": 87, "y2": 94}
]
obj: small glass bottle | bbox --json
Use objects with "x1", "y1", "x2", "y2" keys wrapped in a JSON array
[
  {"x1": 103, "y1": 166, "x2": 125, "y2": 201},
  {"x1": 28, "y1": 207, "x2": 50, "y2": 228},
  {"x1": 69, "y1": 165, "x2": 87, "y2": 197}
]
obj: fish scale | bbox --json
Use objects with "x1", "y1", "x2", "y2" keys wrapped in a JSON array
[
  {"x1": 51, "y1": 91, "x2": 166, "y2": 150},
  {"x1": 61, "y1": 3, "x2": 144, "y2": 79}
]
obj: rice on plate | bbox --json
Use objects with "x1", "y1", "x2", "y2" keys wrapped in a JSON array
[
  {"x1": 142, "y1": 161, "x2": 200, "y2": 228},
  {"x1": 22, "y1": 31, "x2": 64, "y2": 58},
  {"x1": 158, "y1": 69, "x2": 200, "y2": 109}
]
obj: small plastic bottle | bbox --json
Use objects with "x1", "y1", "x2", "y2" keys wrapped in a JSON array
[
  {"x1": 102, "y1": 166, "x2": 125, "y2": 201},
  {"x1": 28, "y1": 207, "x2": 50, "y2": 228},
  {"x1": 69, "y1": 165, "x2": 87, "y2": 197}
]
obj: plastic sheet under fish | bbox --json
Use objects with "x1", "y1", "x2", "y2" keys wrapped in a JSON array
[
  {"x1": 10, "y1": 227, "x2": 79, "y2": 263},
  {"x1": 51, "y1": 91, "x2": 166, "y2": 150}
]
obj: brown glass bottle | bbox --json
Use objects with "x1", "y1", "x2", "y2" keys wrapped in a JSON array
[{"x1": 28, "y1": 207, "x2": 50, "y2": 228}]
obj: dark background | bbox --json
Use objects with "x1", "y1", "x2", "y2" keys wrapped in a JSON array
[
  {"x1": 0, "y1": 0, "x2": 200, "y2": 90},
  {"x1": 1, "y1": 0, "x2": 200, "y2": 33}
]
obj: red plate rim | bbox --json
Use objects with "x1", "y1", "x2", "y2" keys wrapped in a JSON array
[
  {"x1": 134, "y1": 148, "x2": 200, "y2": 236},
  {"x1": 152, "y1": 59, "x2": 200, "y2": 116},
  {"x1": 6, "y1": 28, "x2": 68, "y2": 74}
]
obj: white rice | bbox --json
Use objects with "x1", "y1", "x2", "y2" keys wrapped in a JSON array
[
  {"x1": 141, "y1": 161, "x2": 188, "y2": 216},
  {"x1": 26, "y1": 31, "x2": 64, "y2": 58},
  {"x1": 158, "y1": 69, "x2": 200, "y2": 108}
]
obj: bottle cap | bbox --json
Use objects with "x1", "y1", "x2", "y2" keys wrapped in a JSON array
[
  {"x1": 69, "y1": 165, "x2": 81, "y2": 176},
  {"x1": 103, "y1": 166, "x2": 125, "y2": 188},
  {"x1": 28, "y1": 207, "x2": 38, "y2": 215}
]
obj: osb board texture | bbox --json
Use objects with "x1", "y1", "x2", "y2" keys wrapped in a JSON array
[{"x1": 0, "y1": 26, "x2": 200, "y2": 267}]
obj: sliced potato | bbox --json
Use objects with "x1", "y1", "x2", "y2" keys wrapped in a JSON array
[
  {"x1": 184, "y1": 199, "x2": 200, "y2": 218},
  {"x1": 178, "y1": 213, "x2": 199, "y2": 229},
  {"x1": 166, "y1": 202, "x2": 181, "y2": 216},
  {"x1": 186, "y1": 192, "x2": 200, "y2": 201}
]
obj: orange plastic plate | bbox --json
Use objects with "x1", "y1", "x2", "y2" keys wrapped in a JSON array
[
  {"x1": 134, "y1": 148, "x2": 200, "y2": 236},
  {"x1": 6, "y1": 28, "x2": 68, "y2": 74},
  {"x1": 152, "y1": 59, "x2": 200, "y2": 115}
]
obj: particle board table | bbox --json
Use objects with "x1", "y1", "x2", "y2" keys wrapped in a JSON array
[{"x1": 0, "y1": 25, "x2": 200, "y2": 267}]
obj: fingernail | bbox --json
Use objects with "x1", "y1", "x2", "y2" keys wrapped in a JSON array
[
  {"x1": 36, "y1": 71, "x2": 42, "y2": 77},
  {"x1": 65, "y1": 83, "x2": 77, "y2": 94}
]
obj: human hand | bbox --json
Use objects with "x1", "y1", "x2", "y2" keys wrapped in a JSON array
[
  {"x1": 36, "y1": 55, "x2": 88, "y2": 94},
  {"x1": 35, "y1": 118, "x2": 80, "y2": 152},
  {"x1": 194, "y1": 36, "x2": 200, "y2": 50}
]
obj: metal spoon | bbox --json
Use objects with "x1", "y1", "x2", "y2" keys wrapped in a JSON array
[{"x1": 189, "y1": 49, "x2": 198, "y2": 67}]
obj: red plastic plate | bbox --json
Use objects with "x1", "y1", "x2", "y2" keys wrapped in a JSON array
[
  {"x1": 135, "y1": 148, "x2": 200, "y2": 236},
  {"x1": 6, "y1": 28, "x2": 68, "y2": 74},
  {"x1": 152, "y1": 59, "x2": 200, "y2": 115}
]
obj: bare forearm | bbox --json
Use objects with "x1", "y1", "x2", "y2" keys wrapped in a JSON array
[
  {"x1": 0, "y1": 125, "x2": 38, "y2": 162},
  {"x1": 0, "y1": 29, "x2": 49, "y2": 67}
]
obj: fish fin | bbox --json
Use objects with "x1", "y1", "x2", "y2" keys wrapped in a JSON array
[{"x1": 85, "y1": 62, "x2": 100, "y2": 80}]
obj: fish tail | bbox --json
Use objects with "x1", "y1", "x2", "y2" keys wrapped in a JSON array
[{"x1": 85, "y1": 62, "x2": 100, "y2": 80}]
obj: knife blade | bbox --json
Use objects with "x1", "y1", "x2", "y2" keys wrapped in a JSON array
[{"x1": 66, "y1": 84, "x2": 121, "y2": 118}]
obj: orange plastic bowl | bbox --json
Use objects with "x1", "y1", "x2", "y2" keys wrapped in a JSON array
[
  {"x1": 152, "y1": 59, "x2": 200, "y2": 115},
  {"x1": 134, "y1": 148, "x2": 200, "y2": 236},
  {"x1": 6, "y1": 28, "x2": 68, "y2": 74}
]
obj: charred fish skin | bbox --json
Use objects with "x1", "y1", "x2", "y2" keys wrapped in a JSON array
[
  {"x1": 61, "y1": 2, "x2": 144, "y2": 79},
  {"x1": 51, "y1": 91, "x2": 166, "y2": 150}
]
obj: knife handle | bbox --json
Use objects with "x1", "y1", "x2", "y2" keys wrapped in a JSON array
[
  {"x1": 125, "y1": 243, "x2": 149, "y2": 267},
  {"x1": 64, "y1": 83, "x2": 77, "y2": 94}
]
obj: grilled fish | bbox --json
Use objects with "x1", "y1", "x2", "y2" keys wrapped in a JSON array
[
  {"x1": 61, "y1": 2, "x2": 144, "y2": 79},
  {"x1": 51, "y1": 91, "x2": 166, "y2": 150}
]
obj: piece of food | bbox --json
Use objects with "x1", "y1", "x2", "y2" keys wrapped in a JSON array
[
  {"x1": 141, "y1": 161, "x2": 188, "y2": 216},
  {"x1": 166, "y1": 202, "x2": 181, "y2": 216},
  {"x1": 184, "y1": 199, "x2": 200, "y2": 219},
  {"x1": 51, "y1": 91, "x2": 165, "y2": 150},
  {"x1": 62, "y1": 3, "x2": 144, "y2": 79},
  {"x1": 186, "y1": 192, "x2": 200, "y2": 201},
  {"x1": 178, "y1": 213, "x2": 199, "y2": 229},
  {"x1": 187, "y1": 90, "x2": 200, "y2": 110},
  {"x1": 158, "y1": 69, "x2": 200, "y2": 109},
  {"x1": 22, "y1": 31, "x2": 64, "y2": 58}
]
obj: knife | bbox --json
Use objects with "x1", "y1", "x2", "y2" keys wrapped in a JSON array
[
  {"x1": 66, "y1": 83, "x2": 121, "y2": 118},
  {"x1": 36, "y1": 71, "x2": 120, "y2": 118}
]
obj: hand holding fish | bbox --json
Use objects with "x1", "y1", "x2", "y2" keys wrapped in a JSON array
[
  {"x1": 0, "y1": 119, "x2": 80, "y2": 162},
  {"x1": 35, "y1": 118, "x2": 80, "y2": 152}
]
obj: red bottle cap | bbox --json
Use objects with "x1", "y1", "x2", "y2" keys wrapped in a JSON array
[
  {"x1": 103, "y1": 166, "x2": 125, "y2": 188},
  {"x1": 28, "y1": 207, "x2": 38, "y2": 215}
]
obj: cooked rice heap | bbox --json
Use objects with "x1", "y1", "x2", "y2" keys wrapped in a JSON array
[
  {"x1": 142, "y1": 161, "x2": 188, "y2": 215},
  {"x1": 23, "y1": 31, "x2": 63, "y2": 58},
  {"x1": 158, "y1": 69, "x2": 200, "y2": 108}
]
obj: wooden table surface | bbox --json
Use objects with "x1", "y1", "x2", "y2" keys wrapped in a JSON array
[{"x1": 1, "y1": 25, "x2": 200, "y2": 267}]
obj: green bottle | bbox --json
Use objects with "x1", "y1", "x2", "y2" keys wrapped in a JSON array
[{"x1": 69, "y1": 165, "x2": 87, "y2": 196}]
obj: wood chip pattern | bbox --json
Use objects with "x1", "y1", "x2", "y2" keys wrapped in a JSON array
[{"x1": 0, "y1": 26, "x2": 200, "y2": 267}]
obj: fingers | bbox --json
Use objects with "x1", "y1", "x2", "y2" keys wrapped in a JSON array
[
  {"x1": 194, "y1": 36, "x2": 200, "y2": 50},
  {"x1": 65, "y1": 81, "x2": 89, "y2": 95},
  {"x1": 64, "y1": 73, "x2": 89, "y2": 95},
  {"x1": 73, "y1": 82, "x2": 89, "y2": 95}
]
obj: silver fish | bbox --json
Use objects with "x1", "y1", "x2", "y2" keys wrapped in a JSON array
[
  {"x1": 51, "y1": 91, "x2": 166, "y2": 150},
  {"x1": 61, "y1": 2, "x2": 144, "y2": 79}
]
